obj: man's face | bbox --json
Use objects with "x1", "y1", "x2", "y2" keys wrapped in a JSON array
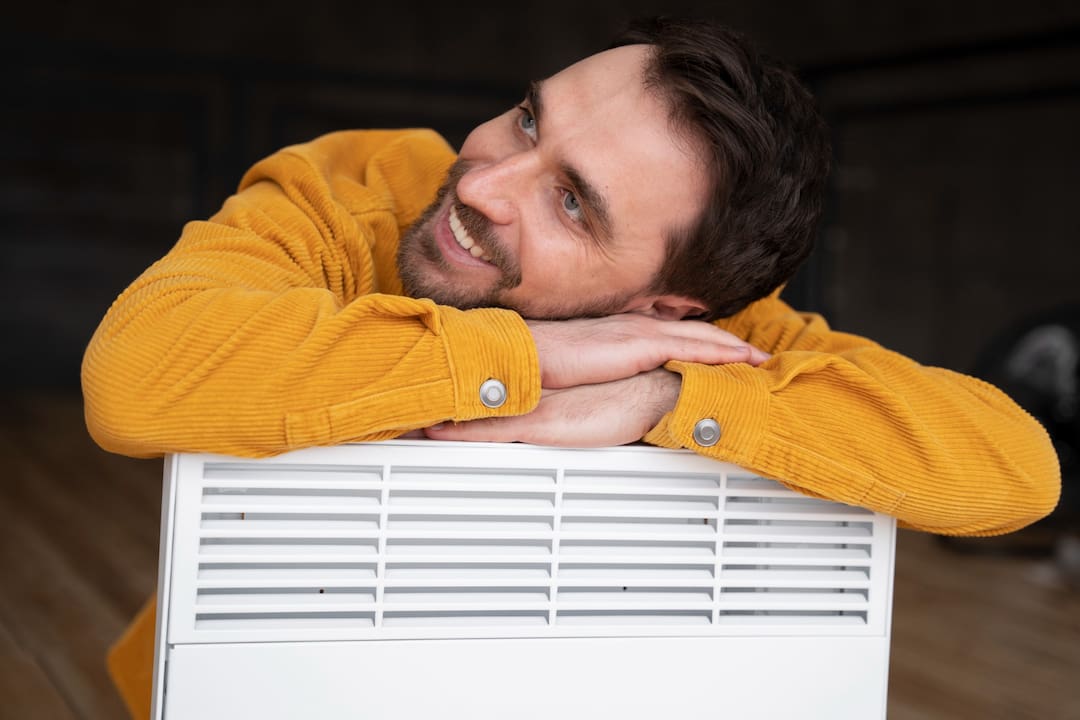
[{"x1": 398, "y1": 44, "x2": 708, "y2": 320}]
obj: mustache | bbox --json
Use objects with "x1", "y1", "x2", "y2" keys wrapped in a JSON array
[
  {"x1": 444, "y1": 162, "x2": 520, "y2": 288},
  {"x1": 452, "y1": 202, "x2": 503, "y2": 263}
]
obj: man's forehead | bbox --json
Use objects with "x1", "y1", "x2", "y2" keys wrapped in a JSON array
[
  {"x1": 539, "y1": 45, "x2": 655, "y2": 112},
  {"x1": 528, "y1": 49, "x2": 706, "y2": 245},
  {"x1": 548, "y1": 43, "x2": 654, "y2": 84}
]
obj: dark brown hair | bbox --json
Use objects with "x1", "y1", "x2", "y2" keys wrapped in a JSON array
[{"x1": 613, "y1": 17, "x2": 831, "y2": 320}]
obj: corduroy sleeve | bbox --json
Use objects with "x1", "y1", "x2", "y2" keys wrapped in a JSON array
[
  {"x1": 82, "y1": 129, "x2": 541, "y2": 458},
  {"x1": 643, "y1": 291, "x2": 1061, "y2": 536}
]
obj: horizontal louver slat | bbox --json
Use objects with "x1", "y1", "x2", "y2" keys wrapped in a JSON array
[
  {"x1": 563, "y1": 473, "x2": 721, "y2": 492},
  {"x1": 382, "y1": 612, "x2": 550, "y2": 628},
  {"x1": 556, "y1": 611, "x2": 713, "y2": 626},
  {"x1": 194, "y1": 613, "x2": 376, "y2": 630},
  {"x1": 715, "y1": 612, "x2": 867, "y2": 626}
]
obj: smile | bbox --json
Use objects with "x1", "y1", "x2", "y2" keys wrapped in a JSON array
[{"x1": 449, "y1": 206, "x2": 492, "y2": 262}]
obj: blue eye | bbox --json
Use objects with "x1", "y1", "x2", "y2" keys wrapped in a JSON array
[
  {"x1": 516, "y1": 106, "x2": 537, "y2": 138},
  {"x1": 562, "y1": 190, "x2": 583, "y2": 221}
]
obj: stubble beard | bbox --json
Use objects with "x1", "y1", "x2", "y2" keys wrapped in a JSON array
[{"x1": 397, "y1": 160, "x2": 523, "y2": 312}]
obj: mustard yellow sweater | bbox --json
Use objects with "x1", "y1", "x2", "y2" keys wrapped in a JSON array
[{"x1": 83, "y1": 128, "x2": 1060, "y2": 718}]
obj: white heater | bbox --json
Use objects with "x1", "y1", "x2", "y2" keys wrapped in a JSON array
[{"x1": 151, "y1": 440, "x2": 895, "y2": 719}]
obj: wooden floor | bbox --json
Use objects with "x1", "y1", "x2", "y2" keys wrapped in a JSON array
[{"x1": 1, "y1": 393, "x2": 1078, "y2": 720}]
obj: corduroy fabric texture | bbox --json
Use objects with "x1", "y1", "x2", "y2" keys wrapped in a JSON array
[{"x1": 83, "y1": 129, "x2": 1060, "y2": 719}]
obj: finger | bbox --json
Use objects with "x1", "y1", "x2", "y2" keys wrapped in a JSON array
[
  {"x1": 528, "y1": 314, "x2": 770, "y2": 389},
  {"x1": 424, "y1": 418, "x2": 523, "y2": 443},
  {"x1": 653, "y1": 318, "x2": 769, "y2": 357},
  {"x1": 623, "y1": 316, "x2": 771, "y2": 364},
  {"x1": 690, "y1": 340, "x2": 771, "y2": 366},
  {"x1": 640, "y1": 334, "x2": 770, "y2": 368}
]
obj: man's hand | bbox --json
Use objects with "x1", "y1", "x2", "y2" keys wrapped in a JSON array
[
  {"x1": 424, "y1": 315, "x2": 769, "y2": 448},
  {"x1": 425, "y1": 369, "x2": 682, "y2": 447},
  {"x1": 527, "y1": 314, "x2": 769, "y2": 389}
]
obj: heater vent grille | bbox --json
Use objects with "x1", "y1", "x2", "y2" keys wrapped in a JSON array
[{"x1": 166, "y1": 444, "x2": 894, "y2": 643}]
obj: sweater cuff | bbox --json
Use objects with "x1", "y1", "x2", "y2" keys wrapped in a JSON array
[
  {"x1": 645, "y1": 361, "x2": 771, "y2": 467},
  {"x1": 439, "y1": 306, "x2": 541, "y2": 420}
]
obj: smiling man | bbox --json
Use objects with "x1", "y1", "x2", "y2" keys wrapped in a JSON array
[
  {"x1": 84, "y1": 12, "x2": 1060, "y2": 534},
  {"x1": 83, "y1": 18, "x2": 1059, "y2": 718}
]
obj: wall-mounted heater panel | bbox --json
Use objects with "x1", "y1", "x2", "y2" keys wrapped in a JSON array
[{"x1": 152, "y1": 440, "x2": 895, "y2": 719}]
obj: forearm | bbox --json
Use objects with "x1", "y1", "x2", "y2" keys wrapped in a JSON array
[
  {"x1": 83, "y1": 283, "x2": 538, "y2": 457},
  {"x1": 646, "y1": 347, "x2": 1061, "y2": 536}
]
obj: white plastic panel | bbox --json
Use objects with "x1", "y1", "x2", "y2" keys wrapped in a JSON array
[{"x1": 163, "y1": 636, "x2": 890, "y2": 720}]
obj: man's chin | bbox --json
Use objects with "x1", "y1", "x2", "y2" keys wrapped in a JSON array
[{"x1": 398, "y1": 261, "x2": 502, "y2": 311}]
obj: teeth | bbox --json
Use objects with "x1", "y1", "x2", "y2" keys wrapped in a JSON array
[
  {"x1": 449, "y1": 206, "x2": 492, "y2": 262},
  {"x1": 449, "y1": 209, "x2": 474, "y2": 249}
]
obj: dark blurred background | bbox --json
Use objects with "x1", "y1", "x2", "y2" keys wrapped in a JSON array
[
  {"x1": 5, "y1": 0, "x2": 1080, "y2": 387},
  {"x1": 2, "y1": 1, "x2": 1079, "y2": 718}
]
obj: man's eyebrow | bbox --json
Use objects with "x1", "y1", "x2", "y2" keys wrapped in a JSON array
[{"x1": 526, "y1": 79, "x2": 615, "y2": 248}]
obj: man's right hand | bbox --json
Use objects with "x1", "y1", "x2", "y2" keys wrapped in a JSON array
[{"x1": 526, "y1": 314, "x2": 770, "y2": 389}]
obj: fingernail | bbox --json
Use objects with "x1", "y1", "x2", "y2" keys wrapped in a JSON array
[{"x1": 429, "y1": 423, "x2": 445, "y2": 431}]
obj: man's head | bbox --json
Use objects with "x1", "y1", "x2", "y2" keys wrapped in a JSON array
[{"x1": 398, "y1": 17, "x2": 830, "y2": 321}]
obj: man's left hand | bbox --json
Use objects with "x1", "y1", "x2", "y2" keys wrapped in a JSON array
[{"x1": 424, "y1": 368, "x2": 681, "y2": 447}]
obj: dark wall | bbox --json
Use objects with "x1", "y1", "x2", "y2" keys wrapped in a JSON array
[
  {"x1": 812, "y1": 28, "x2": 1080, "y2": 371},
  {"x1": 5, "y1": 0, "x2": 1080, "y2": 387}
]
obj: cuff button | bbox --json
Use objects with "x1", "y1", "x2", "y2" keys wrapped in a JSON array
[
  {"x1": 692, "y1": 418, "x2": 721, "y2": 447},
  {"x1": 479, "y1": 378, "x2": 507, "y2": 409}
]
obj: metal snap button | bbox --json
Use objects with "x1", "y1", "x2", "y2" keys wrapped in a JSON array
[
  {"x1": 692, "y1": 418, "x2": 721, "y2": 447},
  {"x1": 479, "y1": 378, "x2": 507, "y2": 409}
]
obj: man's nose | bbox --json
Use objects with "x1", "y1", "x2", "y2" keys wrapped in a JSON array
[{"x1": 455, "y1": 152, "x2": 536, "y2": 226}]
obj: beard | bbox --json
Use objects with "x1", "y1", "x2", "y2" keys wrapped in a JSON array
[
  {"x1": 397, "y1": 160, "x2": 524, "y2": 312},
  {"x1": 396, "y1": 159, "x2": 640, "y2": 320}
]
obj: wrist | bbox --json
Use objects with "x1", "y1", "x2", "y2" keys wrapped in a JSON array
[{"x1": 646, "y1": 368, "x2": 681, "y2": 425}]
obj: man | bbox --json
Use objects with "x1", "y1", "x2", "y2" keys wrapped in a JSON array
[{"x1": 83, "y1": 18, "x2": 1060, "y2": 718}]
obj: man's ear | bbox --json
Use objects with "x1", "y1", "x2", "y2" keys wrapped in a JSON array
[{"x1": 632, "y1": 295, "x2": 708, "y2": 321}]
